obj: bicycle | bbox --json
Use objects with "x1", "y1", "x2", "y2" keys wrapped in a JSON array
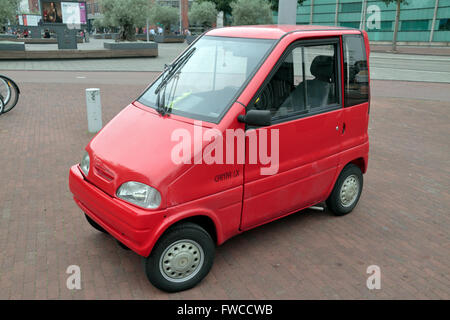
[{"x1": 0, "y1": 75, "x2": 20, "y2": 114}]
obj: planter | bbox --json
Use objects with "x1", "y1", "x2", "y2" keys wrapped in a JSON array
[
  {"x1": 185, "y1": 35, "x2": 199, "y2": 45},
  {"x1": 0, "y1": 41, "x2": 25, "y2": 51},
  {"x1": 154, "y1": 35, "x2": 185, "y2": 43},
  {"x1": 104, "y1": 41, "x2": 158, "y2": 50},
  {"x1": 136, "y1": 34, "x2": 154, "y2": 41},
  {"x1": 0, "y1": 34, "x2": 17, "y2": 40},
  {"x1": 94, "y1": 33, "x2": 119, "y2": 40},
  {"x1": 103, "y1": 41, "x2": 158, "y2": 57}
]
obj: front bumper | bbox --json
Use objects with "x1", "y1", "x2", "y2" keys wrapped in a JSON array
[{"x1": 69, "y1": 165, "x2": 166, "y2": 256}]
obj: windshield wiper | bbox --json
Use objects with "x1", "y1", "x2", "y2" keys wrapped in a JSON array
[{"x1": 155, "y1": 47, "x2": 196, "y2": 116}]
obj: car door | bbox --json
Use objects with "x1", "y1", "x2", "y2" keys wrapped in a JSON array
[
  {"x1": 341, "y1": 34, "x2": 370, "y2": 166},
  {"x1": 241, "y1": 38, "x2": 344, "y2": 230}
]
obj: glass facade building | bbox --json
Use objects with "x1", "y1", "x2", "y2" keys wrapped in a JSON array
[{"x1": 273, "y1": 0, "x2": 450, "y2": 44}]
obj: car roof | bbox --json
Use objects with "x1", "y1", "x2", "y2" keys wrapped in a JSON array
[{"x1": 206, "y1": 25, "x2": 358, "y2": 40}]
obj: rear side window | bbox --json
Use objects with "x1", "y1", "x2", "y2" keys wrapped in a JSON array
[{"x1": 343, "y1": 35, "x2": 369, "y2": 107}]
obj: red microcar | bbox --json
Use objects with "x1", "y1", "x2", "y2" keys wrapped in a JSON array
[{"x1": 69, "y1": 25, "x2": 370, "y2": 292}]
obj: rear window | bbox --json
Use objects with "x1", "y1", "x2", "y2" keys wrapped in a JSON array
[{"x1": 343, "y1": 35, "x2": 369, "y2": 107}]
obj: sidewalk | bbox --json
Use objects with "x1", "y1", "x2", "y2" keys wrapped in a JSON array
[
  {"x1": 370, "y1": 44, "x2": 450, "y2": 56},
  {"x1": 0, "y1": 40, "x2": 449, "y2": 83}
]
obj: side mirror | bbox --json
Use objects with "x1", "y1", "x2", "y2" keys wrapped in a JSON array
[{"x1": 237, "y1": 109, "x2": 271, "y2": 127}]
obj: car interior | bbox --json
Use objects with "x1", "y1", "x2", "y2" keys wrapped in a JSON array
[{"x1": 253, "y1": 50, "x2": 337, "y2": 119}]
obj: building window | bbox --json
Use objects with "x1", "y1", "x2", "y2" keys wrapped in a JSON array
[
  {"x1": 439, "y1": 19, "x2": 450, "y2": 30},
  {"x1": 341, "y1": 2, "x2": 362, "y2": 13},
  {"x1": 380, "y1": 21, "x2": 392, "y2": 31},
  {"x1": 340, "y1": 21, "x2": 360, "y2": 29},
  {"x1": 401, "y1": 20, "x2": 429, "y2": 31}
]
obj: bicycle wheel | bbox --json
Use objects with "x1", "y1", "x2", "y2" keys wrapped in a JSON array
[
  {"x1": 0, "y1": 77, "x2": 11, "y2": 105},
  {"x1": 0, "y1": 96, "x2": 4, "y2": 114},
  {"x1": 0, "y1": 76, "x2": 20, "y2": 114}
]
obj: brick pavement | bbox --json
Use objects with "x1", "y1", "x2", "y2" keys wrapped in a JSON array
[{"x1": 0, "y1": 72, "x2": 449, "y2": 299}]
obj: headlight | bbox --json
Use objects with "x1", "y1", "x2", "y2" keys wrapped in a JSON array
[
  {"x1": 117, "y1": 181, "x2": 161, "y2": 209},
  {"x1": 80, "y1": 152, "x2": 90, "y2": 176}
]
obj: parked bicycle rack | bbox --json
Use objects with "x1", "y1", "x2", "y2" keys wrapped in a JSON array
[{"x1": 0, "y1": 75, "x2": 20, "y2": 115}]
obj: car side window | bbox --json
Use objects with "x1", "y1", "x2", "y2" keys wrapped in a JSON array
[
  {"x1": 251, "y1": 41, "x2": 339, "y2": 122},
  {"x1": 343, "y1": 35, "x2": 369, "y2": 107}
]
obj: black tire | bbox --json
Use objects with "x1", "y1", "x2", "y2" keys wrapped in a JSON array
[
  {"x1": 326, "y1": 164, "x2": 363, "y2": 216},
  {"x1": 85, "y1": 213, "x2": 108, "y2": 234},
  {"x1": 116, "y1": 240, "x2": 131, "y2": 250},
  {"x1": 0, "y1": 96, "x2": 4, "y2": 114},
  {"x1": 143, "y1": 222, "x2": 215, "y2": 293},
  {"x1": 0, "y1": 76, "x2": 20, "y2": 114}
]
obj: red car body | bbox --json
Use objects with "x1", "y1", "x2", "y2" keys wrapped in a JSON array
[{"x1": 69, "y1": 25, "x2": 370, "y2": 258}]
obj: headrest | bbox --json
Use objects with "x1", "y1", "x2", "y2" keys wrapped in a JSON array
[{"x1": 310, "y1": 55, "x2": 334, "y2": 82}]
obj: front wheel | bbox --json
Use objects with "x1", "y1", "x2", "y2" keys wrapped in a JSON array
[
  {"x1": 326, "y1": 164, "x2": 363, "y2": 216},
  {"x1": 84, "y1": 213, "x2": 108, "y2": 234},
  {"x1": 143, "y1": 222, "x2": 215, "y2": 292}
]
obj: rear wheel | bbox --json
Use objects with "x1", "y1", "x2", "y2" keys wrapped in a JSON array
[
  {"x1": 143, "y1": 222, "x2": 215, "y2": 292},
  {"x1": 84, "y1": 213, "x2": 108, "y2": 234},
  {"x1": 326, "y1": 164, "x2": 363, "y2": 216}
]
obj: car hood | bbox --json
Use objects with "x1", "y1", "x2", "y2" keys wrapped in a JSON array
[{"x1": 85, "y1": 104, "x2": 209, "y2": 204}]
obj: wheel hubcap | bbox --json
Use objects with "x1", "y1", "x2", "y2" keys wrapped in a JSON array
[
  {"x1": 340, "y1": 174, "x2": 359, "y2": 207},
  {"x1": 160, "y1": 239, "x2": 204, "y2": 283}
]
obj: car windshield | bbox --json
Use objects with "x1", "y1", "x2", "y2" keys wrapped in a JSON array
[{"x1": 138, "y1": 36, "x2": 275, "y2": 123}]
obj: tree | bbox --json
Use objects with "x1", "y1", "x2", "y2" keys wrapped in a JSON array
[
  {"x1": 149, "y1": 4, "x2": 179, "y2": 34},
  {"x1": 382, "y1": 0, "x2": 408, "y2": 52},
  {"x1": 268, "y1": 0, "x2": 305, "y2": 12},
  {"x1": 101, "y1": 0, "x2": 149, "y2": 41},
  {"x1": 199, "y1": 0, "x2": 233, "y2": 17},
  {"x1": 93, "y1": 17, "x2": 115, "y2": 33},
  {"x1": 189, "y1": 1, "x2": 218, "y2": 29},
  {"x1": 0, "y1": 0, "x2": 20, "y2": 27},
  {"x1": 231, "y1": 0, "x2": 273, "y2": 26}
]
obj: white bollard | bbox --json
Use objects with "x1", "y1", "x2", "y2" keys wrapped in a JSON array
[{"x1": 85, "y1": 88, "x2": 102, "y2": 133}]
